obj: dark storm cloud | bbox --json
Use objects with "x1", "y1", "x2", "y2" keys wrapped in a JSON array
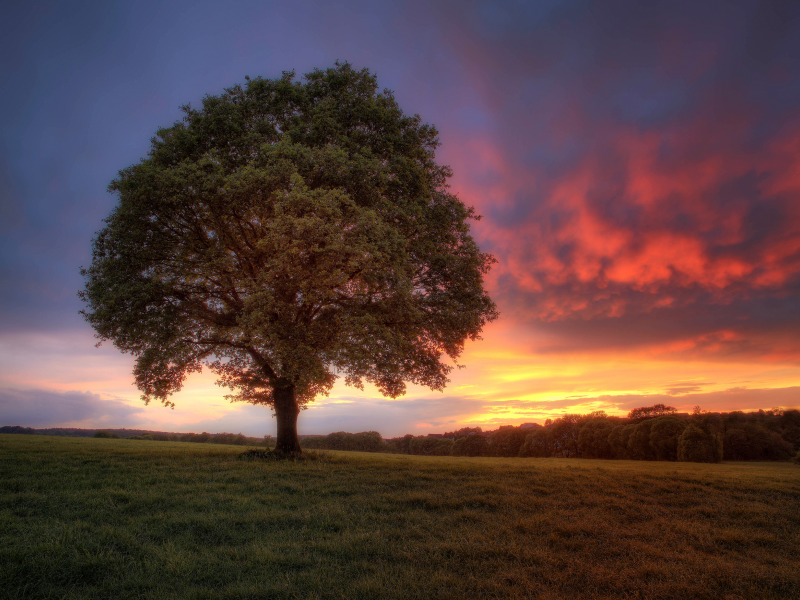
[
  {"x1": 0, "y1": 388, "x2": 141, "y2": 428},
  {"x1": 0, "y1": 0, "x2": 344, "y2": 335}
]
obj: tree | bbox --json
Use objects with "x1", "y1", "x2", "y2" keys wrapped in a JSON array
[
  {"x1": 577, "y1": 418, "x2": 614, "y2": 459},
  {"x1": 677, "y1": 425, "x2": 723, "y2": 463},
  {"x1": 487, "y1": 426, "x2": 529, "y2": 457},
  {"x1": 627, "y1": 404, "x2": 677, "y2": 421},
  {"x1": 548, "y1": 414, "x2": 582, "y2": 457},
  {"x1": 79, "y1": 63, "x2": 498, "y2": 454},
  {"x1": 648, "y1": 416, "x2": 686, "y2": 461},
  {"x1": 408, "y1": 435, "x2": 451, "y2": 456},
  {"x1": 442, "y1": 426, "x2": 482, "y2": 440},
  {"x1": 451, "y1": 433, "x2": 488, "y2": 457},
  {"x1": 519, "y1": 427, "x2": 552, "y2": 457},
  {"x1": 628, "y1": 420, "x2": 658, "y2": 460}
]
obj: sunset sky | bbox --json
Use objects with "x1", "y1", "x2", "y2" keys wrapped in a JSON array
[{"x1": 1, "y1": 0, "x2": 799, "y2": 438}]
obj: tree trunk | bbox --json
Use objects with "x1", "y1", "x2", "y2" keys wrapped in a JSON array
[{"x1": 273, "y1": 382, "x2": 302, "y2": 455}]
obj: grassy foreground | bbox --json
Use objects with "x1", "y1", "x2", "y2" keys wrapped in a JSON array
[{"x1": 1, "y1": 435, "x2": 798, "y2": 599}]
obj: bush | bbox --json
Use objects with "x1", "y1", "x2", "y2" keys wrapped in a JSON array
[
  {"x1": 93, "y1": 430, "x2": 120, "y2": 439},
  {"x1": 677, "y1": 425, "x2": 722, "y2": 463}
]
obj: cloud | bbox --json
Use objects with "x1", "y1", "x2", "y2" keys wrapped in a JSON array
[
  {"x1": 409, "y1": 0, "x2": 800, "y2": 361},
  {"x1": 0, "y1": 387, "x2": 142, "y2": 428},
  {"x1": 2, "y1": 0, "x2": 800, "y2": 436},
  {"x1": 562, "y1": 386, "x2": 800, "y2": 415}
]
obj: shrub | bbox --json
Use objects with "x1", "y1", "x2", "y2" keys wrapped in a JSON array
[{"x1": 93, "y1": 430, "x2": 120, "y2": 439}]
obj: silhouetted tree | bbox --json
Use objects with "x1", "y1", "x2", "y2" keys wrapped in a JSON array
[
  {"x1": 0, "y1": 426, "x2": 36, "y2": 435},
  {"x1": 442, "y1": 426, "x2": 483, "y2": 440},
  {"x1": 628, "y1": 420, "x2": 657, "y2": 460},
  {"x1": 549, "y1": 415, "x2": 582, "y2": 457},
  {"x1": 723, "y1": 424, "x2": 793, "y2": 460},
  {"x1": 627, "y1": 404, "x2": 677, "y2": 421},
  {"x1": 519, "y1": 427, "x2": 552, "y2": 457},
  {"x1": 778, "y1": 409, "x2": 800, "y2": 450},
  {"x1": 386, "y1": 434, "x2": 415, "y2": 454},
  {"x1": 488, "y1": 426, "x2": 529, "y2": 457},
  {"x1": 408, "y1": 435, "x2": 453, "y2": 456},
  {"x1": 302, "y1": 431, "x2": 386, "y2": 452},
  {"x1": 451, "y1": 434, "x2": 488, "y2": 457},
  {"x1": 648, "y1": 416, "x2": 686, "y2": 461},
  {"x1": 577, "y1": 418, "x2": 614, "y2": 459},
  {"x1": 93, "y1": 430, "x2": 120, "y2": 439},
  {"x1": 677, "y1": 425, "x2": 722, "y2": 463},
  {"x1": 608, "y1": 424, "x2": 635, "y2": 459},
  {"x1": 79, "y1": 63, "x2": 497, "y2": 455},
  {"x1": 432, "y1": 438, "x2": 455, "y2": 455}
]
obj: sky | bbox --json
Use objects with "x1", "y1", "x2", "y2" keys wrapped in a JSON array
[{"x1": 1, "y1": 0, "x2": 799, "y2": 438}]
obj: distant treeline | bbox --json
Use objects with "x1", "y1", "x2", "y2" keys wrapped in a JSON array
[
  {"x1": 3, "y1": 406, "x2": 799, "y2": 463},
  {"x1": 0, "y1": 426, "x2": 275, "y2": 448},
  {"x1": 300, "y1": 407, "x2": 800, "y2": 463}
]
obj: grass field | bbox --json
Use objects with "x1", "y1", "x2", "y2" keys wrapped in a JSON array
[{"x1": 1, "y1": 435, "x2": 798, "y2": 599}]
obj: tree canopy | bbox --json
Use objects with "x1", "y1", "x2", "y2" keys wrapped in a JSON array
[
  {"x1": 627, "y1": 404, "x2": 677, "y2": 421},
  {"x1": 79, "y1": 63, "x2": 498, "y2": 453}
]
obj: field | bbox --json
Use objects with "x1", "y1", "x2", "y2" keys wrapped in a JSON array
[{"x1": 1, "y1": 435, "x2": 798, "y2": 599}]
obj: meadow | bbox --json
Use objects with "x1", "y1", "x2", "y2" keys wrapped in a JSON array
[{"x1": 1, "y1": 435, "x2": 798, "y2": 599}]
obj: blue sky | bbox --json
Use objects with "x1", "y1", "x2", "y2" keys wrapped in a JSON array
[{"x1": 2, "y1": 0, "x2": 799, "y2": 437}]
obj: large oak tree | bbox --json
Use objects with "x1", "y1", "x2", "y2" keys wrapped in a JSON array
[{"x1": 80, "y1": 63, "x2": 498, "y2": 454}]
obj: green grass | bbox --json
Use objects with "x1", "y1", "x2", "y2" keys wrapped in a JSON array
[{"x1": 1, "y1": 435, "x2": 798, "y2": 599}]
